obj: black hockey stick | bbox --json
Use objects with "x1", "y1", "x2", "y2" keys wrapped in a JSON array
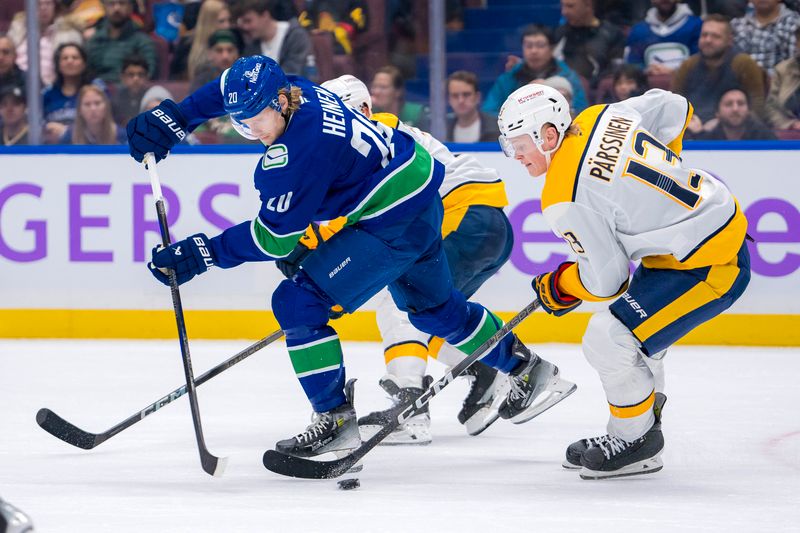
[
  {"x1": 144, "y1": 153, "x2": 227, "y2": 477},
  {"x1": 36, "y1": 328, "x2": 283, "y2": 450},
  {"x1": 263, "y1": 299, "x2": 542, "y2": 479}
]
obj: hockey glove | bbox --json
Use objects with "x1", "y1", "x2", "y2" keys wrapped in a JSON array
[
  {"x1": 127, "y1": 99, "x2": 188, "y2": 163},
  {"x1": 149, "y1": 233, "x2": 216, "y2": 286},
  {"x1": 275, "y1": 223, "x2": 324, "y2": 278},
  {"x1": 532, "y1": 261, "x2": 582, "y2": 316},
  {"x1": 275, "y1": 241, "x2": 313, "y2": 279}
]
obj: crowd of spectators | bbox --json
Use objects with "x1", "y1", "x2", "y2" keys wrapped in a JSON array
[{"x1": 0, "y1": 0, "x2": 798, "y2": 146}]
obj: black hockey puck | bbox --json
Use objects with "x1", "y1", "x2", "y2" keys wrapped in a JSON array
[{"x1": 337, "y1": 478, "x2": 360, "y2": 490}]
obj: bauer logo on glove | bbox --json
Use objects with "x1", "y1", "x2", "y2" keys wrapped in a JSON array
[
  {"x1": 151, "y1": 108, "x2": 186, "y2": 141},
  {"x1": 149, "y1": 233, "x2": 216, "y2": 286}
]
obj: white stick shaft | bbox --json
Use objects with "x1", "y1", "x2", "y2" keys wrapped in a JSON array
[{"x1": 144, "y1": 152, "x2": 164, "y2": 201}]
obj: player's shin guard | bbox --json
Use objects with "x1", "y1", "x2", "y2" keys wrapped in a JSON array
[
  {"x1": 273, "y1": 275, "x2": 347, "y2": 412},
  {"x1": 407, "y1": 289, "x2": 519, "y2": 373},
  {"x1": 583, "y1": 311, "x2": 656, "y2": 442},
  {"x1": 286, "y1": 326, "x2": 347, "y2": 412}
]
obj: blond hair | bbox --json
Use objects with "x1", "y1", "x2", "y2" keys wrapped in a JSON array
[
  {"x1": 280, "y1": 86, "x2": 304, "y2": 115},
  {"x1": 188, "y1": 0, "x2": 228, "y2": 81},
  {"x1": 72, "y1": 85, "x2": 117, "y2": 145}
]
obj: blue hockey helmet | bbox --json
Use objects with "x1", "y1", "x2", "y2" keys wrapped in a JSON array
[{"x1": 221, "y1": 55, "x2": 290, "y2": 120}]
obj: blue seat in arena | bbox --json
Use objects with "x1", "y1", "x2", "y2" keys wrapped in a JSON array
[
  {"x1": 447, "y1": 30, "x2": 521, "y2": 54},
  {"x1": 463, "y1": 4, "x2": 561, "y2": 29}
]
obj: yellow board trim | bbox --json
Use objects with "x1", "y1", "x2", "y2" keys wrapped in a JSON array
[
  {"x1": 1, "y1": 310, "x2": 798, "y2": 346},
  {"x1": 632, "y1": 256, "x2": 741, "y2": 343},
  {"x1": 384, "y1": 342, "x2": 429, "y2": 364},
  {"x1": 609, "y1": 390, "x2": 655, "y2": 419}
]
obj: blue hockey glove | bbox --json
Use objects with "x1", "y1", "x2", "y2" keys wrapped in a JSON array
[
  {"x1": 275, "y1": 223, "x2": 324, "y2": 278},
  {"x1": 127, "y1": 99, "x2": 188, "y2": 163},
  {"x1": 275, "y1": 241, "x2": 313, "y2": 279},
  {"x1": 532, "y1": 261, "x2": 582, "y2": 316},
  {"x1": 149, "y1": 233, "x2": 216, "y2": 286}
]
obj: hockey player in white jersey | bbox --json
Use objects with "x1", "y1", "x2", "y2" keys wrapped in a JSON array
[
  {"x1": 498, "y1": 85, "x2": 751, "y2": 479},
  {"x1": 286, "y1": 75, "x2": 575, "y2": 444}
]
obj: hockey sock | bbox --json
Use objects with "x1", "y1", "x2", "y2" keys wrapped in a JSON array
[
  {"x1": 286, "y1": 325, "x2": 347, "y2": 412},
  {"x1": 384, "y1": 340, "x2": 428, "y2": 389}
]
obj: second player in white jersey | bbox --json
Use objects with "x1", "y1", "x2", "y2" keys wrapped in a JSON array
[{"x1": 498, "y1": 85, "x2": 750, "y2": 479}]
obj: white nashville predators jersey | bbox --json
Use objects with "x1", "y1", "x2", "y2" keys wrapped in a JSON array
[
  {"x1": 542, "y1": 89, "x2": 747, "y2": 302},
  {"x1": 372, "y1": 113, "x2": 508, "y2": 235}
]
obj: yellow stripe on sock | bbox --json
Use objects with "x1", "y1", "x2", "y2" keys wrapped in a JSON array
[
  {"x1": 384, "y1": 342, "x2": 429, "y2": 364},
  {"x1": 609, "y1": 390, "x2": 655, "y2": 419},
  {"x1": 427, "y1": 337, "x2": 445, "y2": 359}
]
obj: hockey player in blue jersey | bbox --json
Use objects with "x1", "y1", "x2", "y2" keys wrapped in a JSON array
[{"x1": 125, "y1": 55, "x2": 574, "y2": 459}]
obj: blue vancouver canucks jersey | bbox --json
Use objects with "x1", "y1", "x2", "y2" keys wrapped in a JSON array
[{"x1": 176, "y1": 76, "x2": 443, "y2": 268}]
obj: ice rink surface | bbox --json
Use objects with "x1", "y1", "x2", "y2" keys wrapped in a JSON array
[{"x1": 1, "y1": 339, "x2": 798, "y2": 532}]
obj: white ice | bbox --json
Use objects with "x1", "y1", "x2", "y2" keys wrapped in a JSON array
[{"x1": 1, "y1": 340, "x2": 798, "y2": 532}]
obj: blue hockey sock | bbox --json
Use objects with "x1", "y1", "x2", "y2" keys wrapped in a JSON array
[{"x1": 286, "y1": 325, "x2": 347, "y2": 412}]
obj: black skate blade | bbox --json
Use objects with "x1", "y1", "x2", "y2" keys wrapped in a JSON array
[
  {"x1": 36, "y1": 408, "x2": 102, "y2": 450},
  {"x1": 263, "y1": 449, "x2": 356, "y2": 479}
]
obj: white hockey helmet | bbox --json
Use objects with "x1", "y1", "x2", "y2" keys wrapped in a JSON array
[
  {"x1": 497, "y1": 83, "x2": 572, "y2": 165},
  {"x1": 321, "y1": 75, "x2": 372, "y2": 115}
]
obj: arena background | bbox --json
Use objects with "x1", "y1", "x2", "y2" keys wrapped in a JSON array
[{"x1": 2, "y1": 141, "x2": 798, "y2": 346}]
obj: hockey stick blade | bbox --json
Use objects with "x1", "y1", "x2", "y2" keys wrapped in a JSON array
[
  {"x1": 36, "y1": 408, "x2": 102, "y2": 450},
  {"x1": 36, "y1": 329, "x2": 283, "y2": 450},
  {"x1": 263, "y1": 300, "x2": 541, "y2": 479}
]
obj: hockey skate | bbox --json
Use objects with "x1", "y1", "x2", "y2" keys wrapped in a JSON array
[
  {"x1": 564, "y1": 392, "x2": 667, "y2": 470},
  {"x1": 577, "y1": 393, "x2": 667, "y2": 480},
  {"x1": 275, "y1": 379, "x2": 362, "y2": 459},
  {"x1": 358, "y1": 375, "x2": 433, "y2": 445},
  {"x1": 0, "y1": 498, "x2": 34, "y2": 533},
  {"x1": 457, "y1": 362, "x2": 510, "y2": 436},
  {"x1": 497, "y1": 339, "x2": 577, "y2": 424}
]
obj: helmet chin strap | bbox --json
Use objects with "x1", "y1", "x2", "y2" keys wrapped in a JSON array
[{"x1": 533, "y1": 131, "x2": 564, "y2": 172}]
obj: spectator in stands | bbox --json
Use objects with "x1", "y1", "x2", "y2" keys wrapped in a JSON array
[
  {"x1": 110, "y1": 54, "x2": 149, "y2": 126},
  {"x1": 536, "y1": 75, "x2": 576, "y2": 111},
  {"x1": 139, "y1": 84, "x2": 173, "y2": 112},
  {"x1": 43, "y1": 43, "x2": 105, "y2": 142},
  {"x1": 6, "y1": 0, "x2": 82, "y2": 86},
  {"x1": 86, "y1": 0, "x2": 156, "y2": 83},
  {"x1": 483, "y1": 25, "x2": 587, "y2": 113},
  {"x1": 0, "y1": 86, "x2": 30, "y2": 146},
  {"x1": 66, "y1": 0, "x2": 107, "y2": 38},
  {"x1": 445, "y1": 70, "x2": 499, "y2": 143},
  {"x1": 695, "y1": 88, "x2": 777, "y2": 140},
  {"x1": 191, "y1": 29, "x2": 244, "y2": 91},
  {"x1": 171, "y1": 0, "x2": 231, "y2": 81},
  {"x1": 60, "y1": 84, "x2": 126, "y2": 144},
  {"x1": 554, "y1": 0, "x2": 626, "y2": 85},
  {"x1": 731, "y1": 0, "x2": 800, "y2": 74},
  {"x1": 601, "y1": 64, "x2": 649, "y2": 102},
  {"x1": 0, "y1": 35, "x2": 25, "y2": 92},
  {"x1": 625, "y1": 0, "x2": 702, "y2": 76},
  {"x1": 298, "y1": 1, "x2": 368, "y2": 56},
  {"x1": 369, "y1": 65, "x2": 427, "y2": 127},
  {"x1": 765, "y1": 26, "x2": 800, "y2": 130},
  {"x1": 235, "y1": 0, "x2": 312, "y2": 76},
  {"x1": 671, "y1": 15, "x2": 766, "y2": 133}
]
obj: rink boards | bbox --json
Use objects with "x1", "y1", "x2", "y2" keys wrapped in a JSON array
[{"x1": 1, "y1": 143, "x2": 798, "y2": 345}]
